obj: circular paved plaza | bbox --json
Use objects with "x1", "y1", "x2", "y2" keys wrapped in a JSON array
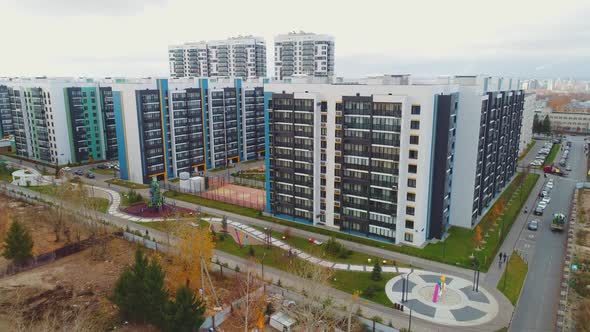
[{"x1": 385, "y1": 270, "x2": 499, "y2": 326}]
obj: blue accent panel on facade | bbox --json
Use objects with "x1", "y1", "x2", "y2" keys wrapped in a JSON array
[
  {"x1": 426, "y1": 94, "x2": 439, "y2": 239},
  {"x1": 235, "y1": 78, "x2": 243, "y2": 160},
  {"x1": 200, "y1": 79, "x2": 211, "y2": 169},
  {"x1": 157, "y1": 79, "x2": 173, "y2": 179},
  {"x1": 342, "y1": 230, "x2": 396, "y2": 244},
  {"x1": 112, "y1": 92, "x2": 129, "y2": 180},
  {"x1": 264, "y1": 91, "x2": 272, "y2": 213},
  {"x1": 274, "y1": 214, "x2": 313, "y2": 225}
]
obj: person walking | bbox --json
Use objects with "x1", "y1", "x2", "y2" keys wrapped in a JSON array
[{"x1": 499, "y1": 253, "x2": 503, "y2": 268}]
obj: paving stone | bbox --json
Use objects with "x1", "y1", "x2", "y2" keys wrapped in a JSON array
[
  {"x1": 391, "y1": 278, "x2": 416, "y2": 293},
  {"x1": 450, "y1": 306, "x2": 486, "y2": 322},
  {"x1": 405, "y1": 299, "x2": 436, "y2": 318},
  {"x1": 459, "y1": 286, "x2": 490, "y2": 304}
]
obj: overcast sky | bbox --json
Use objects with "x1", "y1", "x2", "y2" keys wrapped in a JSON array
[{"x1": 1, "y1": 0, "x2": 589, "y2": 79}]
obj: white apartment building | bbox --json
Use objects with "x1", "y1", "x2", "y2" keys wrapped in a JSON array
[
  {"x1": 274, "y1": 32, "x2": 335, "y2": 80},
  {"x1": 265, "y1": 75, "x2": 523, "y2": 247},
  {"x1": 519, "y1": 93, "x2": 536, "y2": 153},
  {"x1": 169, "y1": 36, "x2": 267, "y2": 80},
  {"x1": 534, "y1": 108, "x2": 590, "y2": 134}
]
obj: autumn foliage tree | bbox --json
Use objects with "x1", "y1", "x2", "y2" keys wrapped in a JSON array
[
  {"x1": 169, "y1": 223, "x2": 215, "y2": 291},
  {"x1": 473, "y1": 225, "x2": 483, "y2": 250}
]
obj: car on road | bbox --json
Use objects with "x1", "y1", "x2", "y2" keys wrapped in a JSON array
[
  {"x1": 566, "y1": 165, "x2": 572, "y2": 171},
  {"x1": 528, "y1": 219, "x2": 539, "y2": 231},
  {"x1": 534, "y1": 206, "x2": 544, "y2": 215},
  {"x1": 74, "y1": 170, "x2": 84, "y2": 176},
  {"x1": 542, "y1": 197, "x2": 551, "y2": 204},
  {"x1": 538, "y1": 201, "x2": 548, "y2": 210},
  {"x1": 61, "y1": 167, "x2": 71, "y2": 172},
  {"x1": 541, "y1": 190, "x2": 549, "y2": 198},
  {"x1": 85, "y1": 172, "x2": 95, "y2": 179},
  {"x1": 546, "y1": 182, "x2": 554, "y2": 189},
  {"x1": 96, "y1": 164, "x2": 107, "y2": 169}
]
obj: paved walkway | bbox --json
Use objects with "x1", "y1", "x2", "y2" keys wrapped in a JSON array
[{"x1": 385, "y1": 271, "x2": 499, "y2": 327}]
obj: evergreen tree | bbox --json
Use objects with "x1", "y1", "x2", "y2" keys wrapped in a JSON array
[
  {"x1": 532, "y1": 113, "x2": 540, "y2": 134},
  {"x1": 371, "y1": 261, "x2": 382, "y2": 281},
  {"x1": 113, "y1": 248, "x2": 168, "y2": 326},
  {"x1": 2, "y1": 220, "x2": 33, "y2": 265},
  {"x1": 543, "y1": 115, "x2": 552, "y2": 134},
  {"x1": 164, "y1": 286, "x2": 205, "y2": 332}
]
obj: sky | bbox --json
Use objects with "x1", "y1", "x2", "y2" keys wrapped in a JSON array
[{"x1": 0, "y1": 0, "x2": 589, "y2": 79}]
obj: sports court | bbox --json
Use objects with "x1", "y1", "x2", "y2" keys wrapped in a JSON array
[{"x1": 200, "y1": 183, "x2": 265, "y2": 210}]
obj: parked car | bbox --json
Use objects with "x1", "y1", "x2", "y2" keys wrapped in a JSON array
[
  {"x1": 542, "y1": 197, "x2": 551, "y2": 204},
  {"x1": 96, "y1": 164, "x2": 107, "y2": 169},
  {"x1": 528, "y1": 219, "x2": 539, "y2": 231},
  {"x1": 74, "y1": 170, "x2": 84, "y2": 176},
  {"x1": 541, "y1": 190, "x2": 549, "y2": 198},
  {"x1": 534, "y1": 206, "x2": 544, "y2": 215},
  {"x1": 85, "y1": 172, "x2": 95, "y2": 179},
  {"x1": 566, "y1": 165, "x2": 572, "y2": 171},
  {"x1": 538, "y1": 201, "x2": 548, "y2": 210}
]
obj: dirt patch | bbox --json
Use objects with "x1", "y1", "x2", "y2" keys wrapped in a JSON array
[
  {"x1": 0, "y1": 194, "x2": 92, "y2": 269},
  {"x1": 122, "y1": 203, "x2": 195, "y2": 218}
]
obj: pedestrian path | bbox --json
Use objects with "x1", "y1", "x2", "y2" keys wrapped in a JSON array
[
  {"x1": 203, "y1": 216, "x2": 419, "y2": 274},
  {"x1": 94, "y1": 186, "x2": 168, "y2": 222},
  {"x1": 385, "y1": 271, "x2": 499, "y2": 327}
]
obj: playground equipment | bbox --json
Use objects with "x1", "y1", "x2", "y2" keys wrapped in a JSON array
[{"x1": 148, "y1": 178, "x2": 165, "y2": 211}]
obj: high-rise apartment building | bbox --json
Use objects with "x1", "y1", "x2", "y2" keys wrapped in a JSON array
[
  {"x1": 105, "y1": 77, "x2": 265, "y2": 183},
  {"x1": 169, "y1": 36, "x2": 267, "y2": 80},
  {"x1": 274, "y1": 32, "x2": 335, "y2": 80},
  {"x1": 265, "y1": 75, "x2": 523, "y2": 247}
]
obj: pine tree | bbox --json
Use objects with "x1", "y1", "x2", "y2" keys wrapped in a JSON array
[
  {"x1": 532, "y1": 113, "x2": 540, "y2": 134},
  {"x1": 113, "y1": 248, "x2": 168, "y2": 326},
  {"x1": 543, "y1": 115, "x2": 552, "y2": 135},
  {"x1": 371, "y1": 261, "x2": 382, "y2": 281},
  {"x1": 2, "y1": 220, "x2": 33, "y2": 265},
  {"x1": 164, "y1": 286, "x2": 205, "y2": 332}
]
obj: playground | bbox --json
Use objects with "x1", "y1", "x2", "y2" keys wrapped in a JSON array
[{"x1": 200, "y1": 183, "x2": 265, "y2": 211}]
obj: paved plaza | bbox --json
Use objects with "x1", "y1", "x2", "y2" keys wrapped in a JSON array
[{"x1": 385, "y1": 270, "x2": 499, "y2": 326}]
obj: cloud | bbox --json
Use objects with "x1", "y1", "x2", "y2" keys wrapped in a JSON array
[{"x1": 9, "y1": 0, "x2": 169, "y2": 16}]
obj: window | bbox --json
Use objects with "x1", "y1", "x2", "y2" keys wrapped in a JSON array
[
  {"x1": 410, "y1": 120, "x2": 420, "y2": 130},
  {"x1": 410, "y1": 135, "x2": 419, "y2": 145},
  {"x1": 405, "y1": 220, "x2": 414, "y2": 229},
  {"x1": 409, "y1": 150, "x2": 418, "y2": 159},
  {"x1": 411, "y1": 105, "x2": 421, "y2": 115},
  {"x1": 406, "y1": 206, "x2": 415, "y2": 216},
  {"x1": 404, "y1": 232, "x2": 414, "y2": 243},
  {"x1": 408, "y1": 178, "x2": 416, "y2": 188},
  {"x1": 407, "y1": 192, "x2": 415, "y2": 202},
  {"x1": 408, "y1": 164, "x2": 417, "y2": 173}
]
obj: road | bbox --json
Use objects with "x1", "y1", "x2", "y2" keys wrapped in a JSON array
[{"x1": 509, "y1": 136, "x2": 587, "y2": 332}]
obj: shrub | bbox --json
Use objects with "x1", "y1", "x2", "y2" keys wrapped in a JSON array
[
  {"x1": 2, "y1": 219, "x2": 34, "y2": 265},
  {"x1": 363, "y1": 285, "x2": 376, "y2": 298},
  {"x1": 371, "y1": 262, "x2": 382, "y2": 281}
]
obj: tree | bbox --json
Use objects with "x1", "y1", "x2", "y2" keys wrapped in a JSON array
[
  {"x1": 473, "y1": 225, "x2": 483, "y2": 250},
  {"x1": 229, "y1": 259, "x2": 267, "y2": 331},
  {"x1": 371, "y1": 261, "x2": 382, "y2": 281},
  {"x1": 2, "y1": 219, "x2": 33, "y2": 265},
  {"x1": 221, "y1": 216, "x2": 228, "y2": 233},
  {"x1": 169, "y1": 224, "x2": 215, "y2": 291},
  {"x1": 113, "y1": 248, "x2": 167, "y2": 326},
  {"x1": 164, "y1": 286, "x2": 205, "y2": 332},
  {"x1": 542, "y1": 115, "x2": 552, "y2": 135},
  {"x1": 533, "y1": 113, "x2": 541, "y2": 134}
]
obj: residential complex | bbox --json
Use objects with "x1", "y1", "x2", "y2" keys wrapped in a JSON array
[
  {"x1": 0, "y1": 77, "x2": 265, "y2": 183},
  {"x1": 274, "y1": 32, "x2": 335, "y2": 80},
  {"x1": 169, "y1": 36, "x2": 267, "y2": 80},
  {"x1": 264, "y1": 75, "x2": 523, "y2": 246}
]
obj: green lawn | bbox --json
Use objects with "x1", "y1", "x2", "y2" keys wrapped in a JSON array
[
  {"x1": 106, "y1": 178, "x2": 149, "y2": 189},
  {"x1": 252, "y1": 226, "x2": 407, "y2": 266},
  {"x1": 544, "y1": 143, "x2": 561, "y2": 166},
  {"x1": 165, "y1": 172, "x2": 538, "y2": 272},
  {"x1": 26, "y1": 185, "x2": 110, "y2": 214},
  {"x1": 0, "y1": 164, "x2": 12, "y2": 182},
  {"x1": 91, "y1": 167, "x2": 115, "y2": 176},
  {"x1": 497, "y1": 254, "x2": 528, "y2": 305},
  {"x1": 330, "y1": 271, "x2": 397, "y2": 307}
]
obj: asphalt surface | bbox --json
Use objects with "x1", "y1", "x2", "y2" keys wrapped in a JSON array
[{"x1": 509, "y1": 136, "x2": 587, "y2": 332}]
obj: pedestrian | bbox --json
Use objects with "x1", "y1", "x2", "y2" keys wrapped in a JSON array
[{"x1": 499, "y1": 258, "x2": 502, "y2": 268}]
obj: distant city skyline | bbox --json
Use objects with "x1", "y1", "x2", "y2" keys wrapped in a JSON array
[{"x1": 1, "y1": 0, "x2": 589, "y2": 79}]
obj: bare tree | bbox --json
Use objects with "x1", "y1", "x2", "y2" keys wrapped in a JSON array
[{"x1": 229, "y1": 259, "x2": 266, "y2": 331}]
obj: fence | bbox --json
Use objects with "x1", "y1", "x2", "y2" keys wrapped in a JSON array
[
  {"x1": 163, "y1": 179, "x2": 265, "y2": 211},
  {"x1": 228, "y1": 175, "x2": 265, "y2": 189},
  {"x1": 0, "y1": 234, "x2": 113, "y2": 279}
]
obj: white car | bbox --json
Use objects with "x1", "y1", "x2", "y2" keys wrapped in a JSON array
[
  {"x1": 546, "y1": 183, "x2": 554, "y2": 189},
  {"x1": 542, "y1": 197, "x2": 551, "y2": 204},
  {"x1": 541, "y1": 190, "x2": 549, "y2": 197},
  {"x1": 538, "y1": 201, "x2": 548, "y2": 210}
]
